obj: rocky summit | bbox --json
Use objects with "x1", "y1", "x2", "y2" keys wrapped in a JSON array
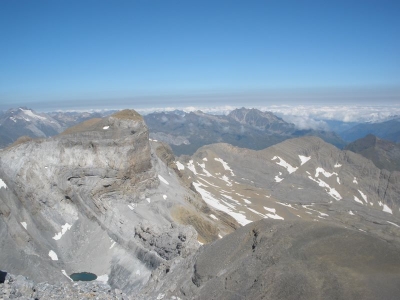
[{"x1": 1, "y1": 110, "x2": 400, "y2": 299}]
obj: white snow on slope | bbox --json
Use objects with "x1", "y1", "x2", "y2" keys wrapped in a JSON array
[
  {"x1": 336, "y1": 177, "x2": 341, "y2": 184},
  {"x1": 203, "y1": 158, "x2": 208, "y2": 161},
  {"x1": 158, "y1": 175, "x2": 169, "y2": 185},
  {"x1": 354, "y1": 196, "x2": 363, "y2": 205},
  {"x1": 387, "y1": 221, "x2": 400, "y2": 228},
  {"x1": 276, "y1": 202, "x2": 298, "y2": 210},
  {"x1": 349, "y1": 211, "x2": 355, "y2": 215},
  {"x1": 193, "y1": 182, "x2": 251, "y2": 226},
  {"x1": 353, "y1": 177, "x2": 358, "y2": 184},
  {"x1": 315, "y1": 167, "x2": 338, "y2": 178},
  {"x1": 163, "y1": 195, "x2": 167, "y2": 200},
  {"x1": 263, "y1": 207, "x2": 284, "y2": 220},
  {"x1": 21, "y1": 222, "x2": 27, "y2": 230},
  {"x1": 49, "y1": 250, "x2": 58, "y2": 261},
  {"x1": 103, "y1": 126, "x2": 109, "y2": 130},
  {"x1": 197, "y1": 162, "x2": 213, "y2": 177},
  {"x1": 210, "y1": 214, "x2": 218, "y2": 220},
  {"x1": 358, "y1": 190, "x2": 368, "y2": 203},
  {"x1": 302, "y1": 204, "x2": 329, "y2": 217},
  {"x1": 187, "y1": 160, "x2": 197, "y2": 174},
  {"x1": 264, "y1": 207, "x2": 276, "y2": 213},
  {"x1": 61, "y1": 270, "x2": 73, "y2": 282},
  {"x1": 334, "y1": 163, "x2": 342, "y2": 168},
  {"x1": 308, "y1": 176, "x2": 342, "y2": 200},
  {"x1": 272, "y1": 156, "x2": 298, "y2": 173},
  {"x1": 110, "y1": 241, "x2": 116, "y2": 249},
  {"x1": 0, "y1": 179, "x2": 7, "y2": 189},
  {"x1": 53, "y1": 223, "x2": 72, "y2": 240},
  {"x1": 19, "y1": 108, "x2": 47, "y2": 120},
  {"x1": 221, "y1": 175, "x2": 232, "y2": 186},
  {"x1": 214, "y1": 158, "x2": 235, "y2": 176},
  {"x1": 96, "y1": 274, "x2": 109, "y2": 283},
  {"x1": 383, "y1": 204, "x2": 393, "y2": 214},
  {"x1": 298, "y1": 155, "x2": 311, "y2": 165},
  {"x1": 176, "y1": 161, "x2": 185, "y2": 170},
  {"x1": 274, "y1": 175, "x2": 283, "y2": 183}
]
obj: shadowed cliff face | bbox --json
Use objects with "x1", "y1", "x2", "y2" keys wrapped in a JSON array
[{"x1": 0, "y1": 110, "x2": 208, "y2": 292}]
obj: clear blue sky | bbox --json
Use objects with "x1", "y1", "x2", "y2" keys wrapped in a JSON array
[{"x1": 0, "y1": 0, "x2": 399, "y2": 110}]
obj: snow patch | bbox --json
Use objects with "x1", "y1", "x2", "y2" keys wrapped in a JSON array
[
  {"x1": 308, "y1": 176, "x2": 342, "y2": 200},
  {"x1": 0, "y1": 178, "x2": 7, "y2": 189},
  {"x1": 110, "y1": 241, "x2": 116, "y2": 249},
  {"x1": 203, "y1": 158, "x2": 208, "y2": 161},
  {"x1": 48, "y1": 250, "x2": 58, "y2": 261},
  {"x1": 21, "y1": 222, "x2": 27, "y2": 230},
  {"x1": 61, "y1": 270, "x2": 73, "y2": 282},
  {"x1": 96, "y1": 274, "x2": 109, "y2": 284},
  {"x1": 163, "y1": 195, "x2": 167, "y2": 200},
  {"x1": 354, "y1": 196, "x2": 364, "y2": 205},
  {"x1": 298, "y1": 155, "x2": 311, "y2": 165},
  {"x1": 274, "y1": 175, "x2": 283, "y2": 183},
  {"x1": 187, "y1": 160, "x2": 197, "y2": 174},
  {"x1": 348, "y1": 210, "x2": 355, "y2": 216},
  {"x1": 103, "y1": 126, "x2": 109, "y2": 130},
  {"x1": 193, "y1": 182, "x2": 251, "y2": 226},
  {"x1": 19, "y1": 108, "x2": 47, "y2": 120},
  {"x1": 353, "y1": 177, "x2": 358, "y2": 184},
  {"x1": 336, "y1": 177, "x2": 340, "y2": 184},
  {"x1": 264, "y1": 207, "x2": 276, "y2": 213},
  {"x1": 334, "y1": 163, "x2": 342, "y2": 168},
  {"x1": 383, "y1": 204, "x2": 393, "y2": 214},
  {"x1": 53, "y1": 223, "x2": 72, "y2": 240},
  {"x1": 358, "y1": 190, "x2": 368, "y2": 203},
  {"x1": 176, "y1": 161, "x2": 185, "y2": 170},
  {"x1": 387, "y1": 221, "x2": 400, "y2": 228},
  {"x1": 214, "y1": 158, "x2": 235, "y2": 176},
  {"x1": 272, "y1": 156, "x2": 298, "y2": 173},
  {"x1": 128, "y1": 204, "x2": 136, "y2": 210},
  {"x1": 146, "y1": 198, "x2": 151, "y2": 203},
  {"x1": 158, "y1": 175, "x2": 169, "y2": 185},
  {"x1": 276, "y1": 202, "x2": 298, "y2": 210},
  {"x1": 243, "y1": 199, "x2": 251, "y2": 204},
  {"x1": 315, "y1": 167, "x2": 338, "y2": 178},
  {"x1": 210, "y1": 214, "x2": 218, "y2": 220}
]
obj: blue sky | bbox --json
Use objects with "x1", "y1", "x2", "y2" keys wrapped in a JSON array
[{"x1": 0, "y1": 0, "x2": 399, "y2": 111}]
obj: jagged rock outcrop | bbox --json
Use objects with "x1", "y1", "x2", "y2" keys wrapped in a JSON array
[{"x1": 0, "y1": 109, "x2": 224, "y2": 294}]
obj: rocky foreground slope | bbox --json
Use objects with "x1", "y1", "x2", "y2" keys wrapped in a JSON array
[{"x1": 1, "y1": 111, "x2": 400, "y2": 299}]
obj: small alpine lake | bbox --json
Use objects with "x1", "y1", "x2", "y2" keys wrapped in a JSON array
[{"x1": 69, "y1": 272, "x2": 97, "y2": 282}]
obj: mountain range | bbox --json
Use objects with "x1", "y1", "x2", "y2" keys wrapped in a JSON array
[
  {"x1": 1, "y1": 109, "x2": 399, "y2": 299},
  {"x1": 144, "y1": 108, "x2": 346, "y2": 155}
]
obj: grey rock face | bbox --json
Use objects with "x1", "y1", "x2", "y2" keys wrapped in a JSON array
[
  {"x1": 139, "y1": 219, "x2": 400, "y2": 300},
  {"x1": 345, "y1": 134, "x2": 400, "y2": 172},
  {"x1": 0, "y1": 109, "x2": 207, "y2": 293}
]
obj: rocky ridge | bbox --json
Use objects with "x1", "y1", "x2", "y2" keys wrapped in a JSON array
[{"x1": 0, "y1": 110, "x2": 232, "y2": 295}]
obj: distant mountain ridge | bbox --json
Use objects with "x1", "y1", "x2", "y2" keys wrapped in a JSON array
[
  {"x1": 144, "y1": 107, "x2": 346, "y2": 155},
  {"x1": 0, "y1": 107, "x2": 112, "y2": 148},
  {"x1": 340, "y1": 116, "x2": 400, "y2": 143}
]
